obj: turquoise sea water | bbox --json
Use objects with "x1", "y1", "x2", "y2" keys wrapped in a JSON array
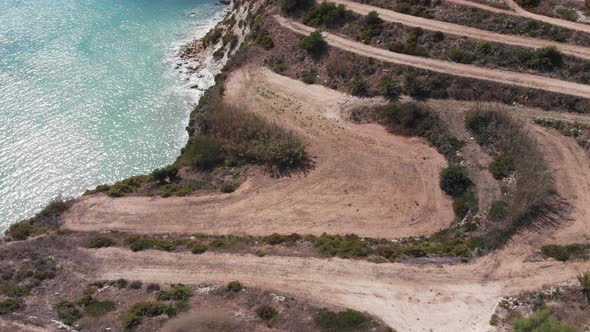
[{"x1": 0, "y1": 0, "x2": 226, "y2": 232}]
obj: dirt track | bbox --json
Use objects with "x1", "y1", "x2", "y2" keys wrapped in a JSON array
[
  {"x1": 63, "y1": 66, "x2": 454, "y2": 239},
  {"x1": 275, "y1": 15, "x2": 590, "y2": 99},
  {"x1": 332, "y1": 0, "x2": 590, "y2": 60},
  {"x1": 502, "y1": 0, "x2": 590, "y2": 34}
]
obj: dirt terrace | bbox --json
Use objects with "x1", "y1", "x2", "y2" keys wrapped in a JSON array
[{"x1": 63, "y1": 66, "x2": 454, "y2": 239}]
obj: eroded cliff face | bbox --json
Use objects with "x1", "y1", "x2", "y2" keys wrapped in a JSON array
[{"x1": 178, "y1": 0, "x2": 263, "y2": 91}]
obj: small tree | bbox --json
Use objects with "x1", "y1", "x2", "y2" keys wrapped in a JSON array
[
  {"x1": 578, "y1": 271, "x2": 590, "y2": 304},
  {"x1": 440, "y1": 165, "x2": 472, "y2": 196},
  {"x1": 381, "y1": 78, "x2": 401, "y2": 100},
  {"x1": 301, "y1": 30, "x2": 327, "y2": 58}
]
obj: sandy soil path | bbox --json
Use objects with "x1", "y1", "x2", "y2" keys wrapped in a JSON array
[
  {"x1": 63, "y1": 66, "x2": 454, "y2": 239},
  {"x1": 275, "y1": 16, "x2": 590, "y2": 99},
  {"x1": 332, "y1": 0, "x2": 590, "y2": 60},
  {"x1": 502, "y1": 0, "x2": 590, "y2": 34},
  {"x1": 87, "y1": 246, "x2": 590, "y2": 332}
]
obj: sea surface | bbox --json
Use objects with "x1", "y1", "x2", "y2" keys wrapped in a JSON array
[{"x1": 0, "y1": 0, "x2": 226, "y2": 232}]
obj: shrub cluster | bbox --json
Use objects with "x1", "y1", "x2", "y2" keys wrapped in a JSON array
[
  {"x1": 0, "y1": 299, "x2": 20, "y2": 315},
  {"x1": 304, "y1": 2, "x2": 352, "y2": 27},
  {"x1": 5, "y1": 198, "x2": 69, "y2": 239},
  {"x1": 512, "y1": 309, "x2": 577, "y2": 332},
  {"x1": 440, "y1": 165, "x2": 472, "y2": 197},
  {"x1": 87, "y1": 236, "x2": 115, "y2": 248},
  {"x1": 314, "y1": 234, "x2": 370, "y2": 258},
  {"x1": 227, "y1": 280, "x2": 243, "y2": 292},
  {"x1": 541, "y1": 243, "x2": 590, "y2": 261},
  {"x1": 255, "y1": 30, "x2": 274, "y2": 50},
  {"x1": 360, "y1": 11, "x2": 383, "y2": 42},
  {"x1": 55, "y1": 300, "x2": 82, "y2": 326},
  {"x1": 157, "y1": 284, "x2": 192, "y2": 301},
  {"x1": 314, "y1": 309, "x2": 373, "y2": 332},
  {"x1": 281, "y1": 0, "x2": 314, "y2": 14},
  {"x1": 256, "y1": 304, "x2": 278, "y2": 321},
  {"x1": 126, "y1": 236, "x2": 177, "y2": 252},
  {"x1": 123, "y1": 301, "x2": 177, "y2": 330},
  {"x1": 301, "y1": 30, "x2": 328, "y2": 58},
  {"x1": 150, "y1": 165, "x2": 178, "y2": 184}
]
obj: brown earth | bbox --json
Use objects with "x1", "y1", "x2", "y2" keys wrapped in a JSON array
[
  {"x1": 63, "y1": 66, "x2": 454, "y2": 239},
  {"x1": 334, "y1": 0, "x2": 590, "y2": 60},
  {"x1": 274, "y1": 15, "x2": 590, "y2": 99}
]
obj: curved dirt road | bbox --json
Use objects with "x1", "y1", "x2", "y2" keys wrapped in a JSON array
[
  {"x1": 502, "y1": 0, "x2": 590, "y2": 34},
  {"x1": 331, "y1": 0, "x2": 590, "y2": 60},
  {"x1": 63, "y1": 66, "x2": 454, "y2": 239},
  {"x1": 275, "y1": 15, "x2": 590, "y2": 99},
  {"x1": 87, "y1": 246, "x2": 590, "y2": 332}
]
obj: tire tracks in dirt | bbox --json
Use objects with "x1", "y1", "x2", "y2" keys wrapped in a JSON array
[{"x1": 332, "y1": 0, "x2": 590, "y2": 60}]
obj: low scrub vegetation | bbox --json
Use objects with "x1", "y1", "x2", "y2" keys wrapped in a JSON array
[
  {"x1": 55, "y1": 300, "x2": 82, "y2": 326},
  {"x1": 256, "y1": 304, "x2": 278, "y2": 321},
  {"x1": 255, "y1": 30, "x2": 274, "y2": 51},
  {"x1": 314, "y1": 308, "x2": 374, "y2": 331},
  {"x1": 281, "y1": 0, "x2": 314, "y2": 14},
  {"x1": 0, "y1": 299, "x2": 20, "y2": 315},
  {"x1": 181, "y1": 102, "x2": 308, "y2": 176},
  {"x1": 466, "y1": 106, "x2": 556, "y2": 250},
  {"x1": 579, "y1": 272, "x2": 590, "y2": 304},
  {"x1": 534, "y1": 118, "x2": 590, "y2": 150},
  {"x1": 512, "y1": 309, "x2": 578, "y2": 332},
  {"x1": 440, "y1": 165, "x2": 472, "y2": 197},
  {"x1": 304, "y1": 2, "x2": 352, "y2": 27},
  {"x1": 123, "y1": 301, "x2": 177, "y2": 330},
  {"x1": 301, "y1": 30, "x2": 328, "y2": 58},
  {"x1": 157, "y1": 284, "x2": 192, "y2": 301},
  {"x1": 5, "y1": 198, "x2": 70, "y2": 240},
  {"x1": 87, "y1": 236, "x2": 115, "y2": 248},
  {"x1": 315, "y1": 234, "x2": 370, "y2": 258},
  {"x1": 125, "y1": 235, "x2": 177, "y2": 252},
  {"x1": 541, "y1": 243, "x2": 590, "y2": 261},
  {"x1": 361, "y1": 11, "x2": 384, "y2": 42},
  {"x1": 227, "y1": 280, "x2": 243, "y2": 292},
  {"x1": 0, "y1": 283, "x2": 29, "y2": 298}
]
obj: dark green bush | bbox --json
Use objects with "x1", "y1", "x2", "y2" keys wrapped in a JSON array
[
  {"x1": 350, "y1": 76, "x2": 368, "y2": 96},
  {"x1": 0, "y1": 283, "x2": 29, "y2": 298},
  {"x1": 301, "y1": 68, "x2": 318, "y2": 84},
  {"x1": 453, "y1": 191, "x2": 477, "y2": 219},
  {"x1": 449, "y1": 48, "x2": 475, "y2": 64},
  {"x1": 179, "y1": 136, "x2": 224, "y2": 170},
  {"x1": 304, "y1": 2, "x2": 352, "y2": 27},
  {"x1": 151, "y1": 165, "x2": 178, "y2": 184},
  {"x1": 191, "y1": 241, "x2": 208, "y2": 254},
  {"x1": 256, "y1": 30, "x2": 274, "y2": 50},
  {"x1": 77, "y1": 296, "x2": 116, "y2": 317},
  {"x1": 55, "y1": 300, "x2": 82, "y2": 326},
  {"x1": 157, "y1": 284, "x2": 192, "y2": 301},
  {"x1": 515, "y1": 0, "x2": 540, "y2": 8},
  {"x1": 5, "y1": 222, "x2": 44, "y2": 240},
  {"x1": 363, "y1": 11, "x2": 383, "y2": 41},
  {"x1": 220, "y1": 182, "x2": 239, "y2": 193},
  {"x1": 263, "y1": 233, "x2": 302, "y2": 246},
  {"x1": 0, "y1": 299, "x2": 20, "y2": 315},
  {"x1": 380, "y1": 78, "x2": 401, "y2": 100},
  {"x1": 488, "y1": 200, "x2": 509, "y2": 220},
  {"x1": 541, "y1": 243, "x2": 590, "y2": 261},
  {"x1": 114, "y1": 278, "x2": 128, "y2": 289},
  {"x1": 227, "y1": 281, "x2": 243, "y2": 293},
  {"x1": 256, "y1": 304, "x2": 278, "y2": 321},
  {"x1": 440, "y1": 165, "x2": 472, "y2": 196},
  {"x1": 87, "y1": 236, "x2": 115, "y2": 248},
  {"x1": 314, "y1": 234, "x2": 371, "y2": 258},
  {"x1": 126, "y1": 236, "x2": 176, "y2": 252},
  {"x1": 281, "y1": 0, "x2": 314, "y2": 14},
  {"x1": 301, "y1": 30, "x2": 327, "y2": 57},
  {"x1": 527, "y1": 46, "x2": 563, "y2": 71},
  {"x1": 314, "y1": 309, "x2": 373, "y2": 332},
  {"x1": 489, "y1": 152, "x2": 515, "y2": 179},
  {"x1": 512, "y1": 309, "x2": 578, "y2": 332},
  {"x1": 123, "y1": 301, "x2": 176, "y2": 329},
  {"x1": 129, "y1": 281, "x2": 143, "y2": 290}
]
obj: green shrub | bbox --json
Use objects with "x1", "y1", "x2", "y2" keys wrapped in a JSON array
[
  {"x1": 516, "y1": 0, "x2": 540, "y2": 8},
  {"x1": 78, "y1": 296, "x2": 116, "y2": 317},
  {"x1": 114, "y1": 278, "x2": 128, "y2": 289},
  {"x1": 0, "y1": 283, "x2": 29, "y2": 298},
  {"x1": 301, "y1": 30, "x2": 327, "y2": 57},
  {"x1": 453, "y1": 191, "x2": 477, "y2": 219},
  {"x1": 106, "y1": 176, "x2": 150, "y2": 198},
  {"x1": 256, "y1": 30, "x2": 274, "y2": 50},
  {"x1": 489, "y1": 200, "x2": 509, "y2": 220},
  {"x1": 304, "y1": 2, "x2": 352, "y2": 27},
  {"x1": 555, "y1": 7, "x2": 578, "y2": 21},
  {"x1": 227, "y1": 281, "x2": 243, "y2": 292},
  {"x1": 266, "y1": 56, "x2": 287, "y2": 73},
  {"x1": 380, "y1": 78, "x2": 401, "y2": 100},
  {"x1": 129, "y1": 281, "x2": 143, "y2": 290},
  {"x1": 449, "y1": 48, "x2": 475, "y2": 64},
  {"x1": 314, "y1": 309, "x2": 373, "y2": 332},
  {"x1": 281, "y1": 0, "x2": 314, "y2": 14},
  {"x1": 527, "y1": 46, "x2": 563, "y2": 71},
  {"x1": 489, "y1": 314, "x2": 499, "y2": 326},
  {"x1": 360, "y1": 11, "x2": 383, "y2": 41},
  {"x1": 314, "y1": 234, "x2": 370, "y2": 258},
  {"x1": 5, "y1": 222, "x2": 44, "y2": 240},
  {"x1": 350, "y1": 76, "x2": 368, "y2": 96},
  {"x1": 87, "y1": 236, "x2": 115, "y2": 248},
  {"x1": 191, "y1": 241, "x2": 208, "y2": 254},
  {"x1": 256, "y1": 304, "x2": 278, "y2": 321},
  {"x1": 541, "y1": 243, "x2": 590, "y2": 261},
  {"x1": 489, "y1": 152, "x2": 515, "y2": 179},
  {"x1": 157, "y1": 284, "x2": 192, "y2": 301},
  {"x1": 301, "y1": 68, "x2": 318, "y2": 84},
  {"x1": 474, "y1": 41, "x2": 492, "y2": 56},
  {"x1": 123, "y1": 301, "x2": 176, "y2": 329},
  {"x1": 55, "y1": 300, "x2": 82, "y2": 326},
  {"x1": 440, "y1": 165, "x2": 472, "y2": 196},
  {"x1": 221, "y1": 182, "x2": 239, "y2": 193},
  {"x1": 127, "y1": 236, "x2": 176, "y2": 252},
  {"x1": 0, "y1": 299, "x2": 20, "y2": 315},
  {"x1": 151, "y1": 165, "x2": 178, "y2": 184},
  {"x1": 512, "y1": 309, "x2": 578, "y2": 332},
  {"x1": 179, "y1": 136, "x2": 224, "y2": 170},
  {"x1": 263, "y1": 233, "x2": 302, "y2": 246}
]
